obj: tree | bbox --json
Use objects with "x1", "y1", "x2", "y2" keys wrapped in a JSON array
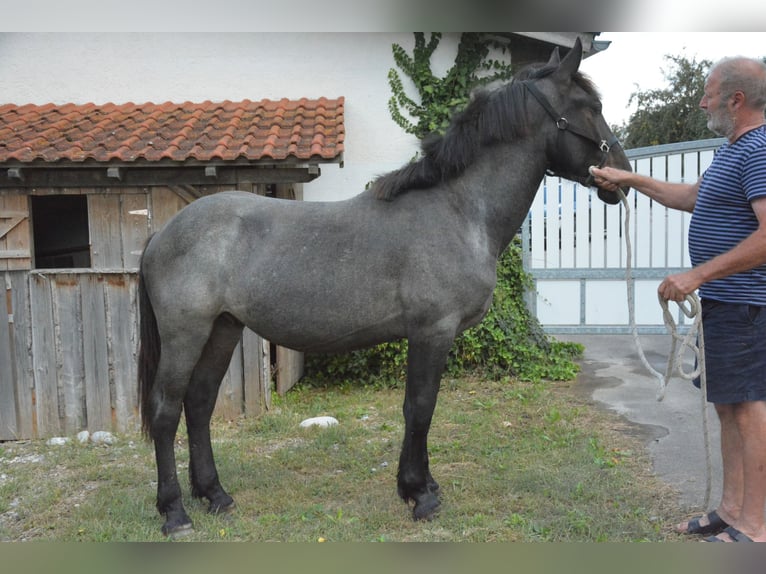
[{"x1": 617, "y1": 54, "x2": 714, "y2": 149}]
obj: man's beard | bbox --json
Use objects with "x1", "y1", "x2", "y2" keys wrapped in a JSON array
[{"x1": 707, "y1": 110, "x2": 735, "y2": 138}]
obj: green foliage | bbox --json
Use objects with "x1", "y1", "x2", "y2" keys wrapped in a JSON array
[
  {"x1": 388, "y1": 33, "x2": 514, "y2": 139},
  {"x1": 303, "y1": 240, "x2": 583, "y2": 388},
  {"x1": 446, "y1": 240, "x2": 583, "y2": 382},
  {"x1": 616, "y1": 54, "x2": 714, "y2": 149},
  {"x1": 303, "y1": 33, "x2": 582, "y2": 389}
]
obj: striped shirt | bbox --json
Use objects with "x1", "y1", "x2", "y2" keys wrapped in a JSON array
[{"x1": 688, "y1": 125, "x2": 766, "y2": 304}]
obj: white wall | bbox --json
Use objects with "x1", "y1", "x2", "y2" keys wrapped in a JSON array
[{"x1": 0, "y1": 32, "x2": 463, "y2": 201}]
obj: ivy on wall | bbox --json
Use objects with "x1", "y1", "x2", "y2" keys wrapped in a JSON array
[{"x1": 387, "y1": 32, "x2": 514, "y2": 139}]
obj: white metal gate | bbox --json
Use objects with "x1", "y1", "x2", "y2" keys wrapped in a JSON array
[{"x1": 522, "y1": 138, "x2": 726, "y2": 333}]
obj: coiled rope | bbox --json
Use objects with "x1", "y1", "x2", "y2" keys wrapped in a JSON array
[{"x1": 615, "y1": 187, "x2": 712, "y2": 509}]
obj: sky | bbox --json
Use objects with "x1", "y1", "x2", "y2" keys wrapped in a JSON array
[{"x1": 579, "y1": 32, "x2": 766, "y2": 127}]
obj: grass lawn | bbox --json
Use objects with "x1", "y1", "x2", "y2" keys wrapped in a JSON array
[{"x1": 0, "y1": 374, "x2": 686, "y2": 542}]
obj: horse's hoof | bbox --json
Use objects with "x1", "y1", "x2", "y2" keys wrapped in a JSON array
[
  {"x1": 208, "y1": 499, "x2": 236, "y2": 515},
  {"x1": 162, "y1": 521, "x2": 194, "y2": 539},
  {"x1": 412, "y1": 495, "x2": 441, "y2": 521}
]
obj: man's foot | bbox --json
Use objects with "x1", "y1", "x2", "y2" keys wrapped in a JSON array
[
  {"x1": 676, "y1": 510, "x2": 729, "y2": 536},
  {"x1": 704, "y1": 526, "x2": 754, "y2": 542}
]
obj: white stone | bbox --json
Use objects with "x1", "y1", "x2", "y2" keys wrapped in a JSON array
[
  {"x1": 46, "y1": 437, "x2": 69, "y2": 446},
  {"x1": 299, "y1": 416, "x2": 339, "y2": 429},
  {"x1": 90, "y1": 431, "x2": 116, "y2": 445},
  {"x1": 77, "y1": 430, "x2": 91, "y2": 444}
]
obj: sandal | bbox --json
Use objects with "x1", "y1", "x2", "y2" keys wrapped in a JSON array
[
  {"x1": 680, "y1": 510, "x2": 729, "y2": 536},
  {"x1": 704, "y1": 526, "x2": 754, "y2": 542}
]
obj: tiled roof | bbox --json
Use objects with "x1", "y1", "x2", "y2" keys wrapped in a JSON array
[{"x1": 0, "y1": 97, "x2": 344, "y2": 164}]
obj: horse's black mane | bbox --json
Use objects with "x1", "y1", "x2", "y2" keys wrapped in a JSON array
[{"x1": 371, "y1": 63, "x2": 600, "y2": 201}]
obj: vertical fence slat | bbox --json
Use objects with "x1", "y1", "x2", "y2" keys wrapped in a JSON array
[
  {"x1": 0, "y1": 274, "x2": 19, "y2": 439},
  {"x1": 8, "y1": 272, "x2": 33, "y2": 438},
  {"x1": 529, "y1": 179, "x2": 547, "y2": 268},
  {"x1": 30, "y1": 274, "x2": 59, "y2": 437},
  {"x1": 573, "y1": 184, "x2": 591, "y2": 268},
  {"x1": 81, "y1": 274, "x2": 113, "y2": 431},
  {"x1": 122, "y1": 194, "x2": 150, "y2": 270},
  {"x1": 604, "y1": 201, "x2": 622, "y2": 268},
  {"x1": 559, "y1": 181, "x2": 576, "y2": 268},
  {"x1": 52, "y1": 275, "x2": 86, "y2": 434},
  {"x1": 216, "y1": 341, "x2": 245, "y2": 421},
  {"x1": 649, "y1": 156, "x2": 668, "y2": 268},
  {"x1": 104, "y1": 273, "x2": 138, "y2": 433},
  {"x1": 666, "y1": 154, "x2": 685, "y2": 267},
  {"x1": 547, "y1": 179, "x2": 562, "y2": 268},
  {"x1": 243, "y1": 328, "x2": 269, "y2": 416}
]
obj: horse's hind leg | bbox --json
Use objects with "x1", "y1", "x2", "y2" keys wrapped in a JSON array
[
  {"x1": 148, "y1": 332, "x2": 211, "y2": 537},
  {"x1": 184, "y1": 313, "x2": 244, "y2": 515}
]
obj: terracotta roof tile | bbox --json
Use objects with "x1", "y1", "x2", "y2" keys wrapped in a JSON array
[{"x1": 0, "y1": 97, "x2": 345, "y2": 165}]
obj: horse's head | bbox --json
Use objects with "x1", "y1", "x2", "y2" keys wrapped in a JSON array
[{"x1": 521, "y1": 37, "x2": 631, "y2": 205}]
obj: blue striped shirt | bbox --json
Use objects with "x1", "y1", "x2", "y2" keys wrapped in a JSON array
[{"x1": 688, "y1": 125, "x2": 766, "y2": 304}]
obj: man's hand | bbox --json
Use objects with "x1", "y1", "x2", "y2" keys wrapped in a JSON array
[
  {"x1": 658, "y1": 270, "x2": 703, "y2": 302},
  {"x1": 589, "y1": 165, "x2": 629, "y2": 194}
]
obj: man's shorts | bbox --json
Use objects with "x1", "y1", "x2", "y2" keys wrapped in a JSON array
[{"x1": 695, "y1": 298, "x2": 766, "y2": 404}]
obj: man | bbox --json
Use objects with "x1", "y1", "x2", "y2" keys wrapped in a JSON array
[{"x1": 590, "y1": 55, "x2": 766, "y2": 543}]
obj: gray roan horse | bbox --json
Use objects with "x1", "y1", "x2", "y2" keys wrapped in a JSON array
[{"x1": 138, "y1": 38, "x2": 631, "y2": 537}]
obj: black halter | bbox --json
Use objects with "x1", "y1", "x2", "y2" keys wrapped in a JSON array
[{"x1": 523, "y1": 80, "x2": 619, "y2": 186}]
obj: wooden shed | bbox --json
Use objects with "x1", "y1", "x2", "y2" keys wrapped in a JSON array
[{"x1": 0, "y1": 97, "x2": 345, "y2": 440}]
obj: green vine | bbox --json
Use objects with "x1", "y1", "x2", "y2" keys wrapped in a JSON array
[
  {"x1": 387, "y1": 33, "x2": 514, "y2": 139},
  {"x1": 302, "y1": 33, "x2": 582, "y2": 389}
]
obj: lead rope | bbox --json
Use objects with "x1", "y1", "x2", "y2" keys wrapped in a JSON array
[{"x1": 615, "y1": 187, "x2": 713, "y2": 510}]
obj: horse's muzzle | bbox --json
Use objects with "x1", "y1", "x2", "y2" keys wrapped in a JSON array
[{"x1": 597, "y1": 187, "x2": 623, "y2": 205}]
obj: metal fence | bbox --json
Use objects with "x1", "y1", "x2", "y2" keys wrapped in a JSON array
[{"x1": 521, "y1": 138, "x2": 726, "y2": 334}]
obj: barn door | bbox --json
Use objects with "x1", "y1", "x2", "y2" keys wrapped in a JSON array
[{"x1": 0, "y1": 196, "x2": 31, "y2": 270}]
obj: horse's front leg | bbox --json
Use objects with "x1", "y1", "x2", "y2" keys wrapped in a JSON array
[{"x1": 397, "y1": 335, "x2": 452, "y2": 521}]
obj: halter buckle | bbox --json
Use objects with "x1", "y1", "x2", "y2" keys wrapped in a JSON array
[
  {"x1": 599, "y1": 139, "x2": 611, "y2": 153},
  {"x1": 556, "y1": 117, "x2": 569, "y2": 130}
]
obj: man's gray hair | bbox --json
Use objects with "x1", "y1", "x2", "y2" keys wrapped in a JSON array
[{"x1": 710, "y1": 56, "x2": 766, "y2": 110}]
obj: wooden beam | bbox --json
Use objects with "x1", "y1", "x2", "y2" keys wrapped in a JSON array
[
  {"x1": 0, "y1": 165, "x2": 322, "y2": 189},
  {"x1": 168, "y1": 185, "x2": 203, "y2": 204}
]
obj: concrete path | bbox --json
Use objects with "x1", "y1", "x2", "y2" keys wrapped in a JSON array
[{"x1": 558, "y1": 334, "x2": 721, "y2": 512}]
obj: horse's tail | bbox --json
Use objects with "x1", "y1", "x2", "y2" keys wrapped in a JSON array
[{"x1": 137, "y1": 237, "x2": 160, "y2": 439}]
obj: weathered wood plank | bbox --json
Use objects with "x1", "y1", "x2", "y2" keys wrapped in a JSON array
[
  {"x1": 88, "y1": 194, "x2": 123, "y2": 268},
  {"x1": 51, "y1": 275, "x2": 86, "y2": 434},
  {"x1": 29, "y1": 273, "x2": 59, "y2": 437},
  {"x1": 104, "y1": 273, "x2": 139, "y2": 433},
  {"x1": 243, "y1": 329, "x2": 269, "y2": 416},
  {"x1": 0, "y1": 195, "x2": 31, "y2": 271},
  {"x1": 151, "y1": 187, "x2": 189, "y2": 233},
  {"x1": 0, "y1": 274, "x2": 19, "y2": 439},
  {"x1": 215, "y1": 340, "x2": 244, "y2": 421},
  {"x1": 8, "y1": 272, "x2": 33, "y2": 438},
  {"x1": 81, "y1": 274, "x2": 113, "y2": 431},
  {"x1": 276, "y1": 346, "x2": 304, "y2": 396},
  {"x1": 121, "y1": 193, "x2": 150, "y2": 269}
]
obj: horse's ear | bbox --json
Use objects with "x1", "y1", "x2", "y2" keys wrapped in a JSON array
[
  {"x1": 555, "y1": 36, "x2": 583, "y2": 79},
  {"x1": 546, "y1": 46, "x2": 561, "y2": 66}
]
